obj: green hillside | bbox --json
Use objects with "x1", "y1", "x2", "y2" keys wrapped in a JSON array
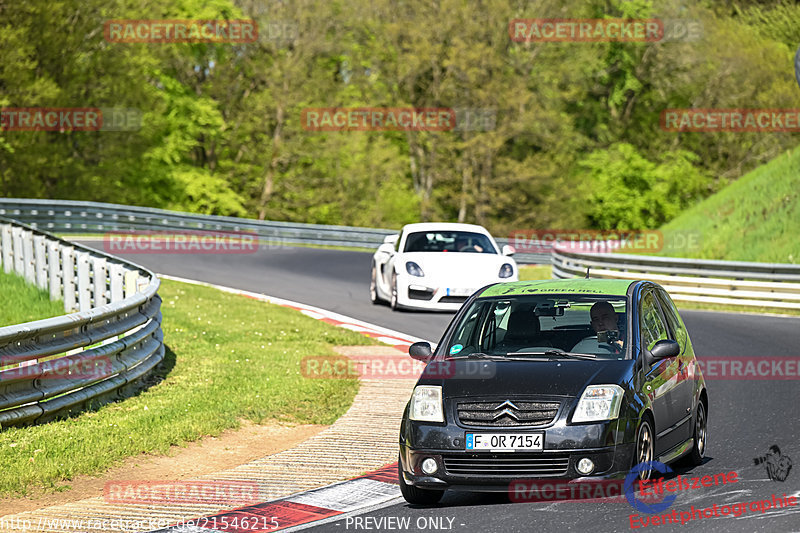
[{"x1": 657, "y1": 147, "x2": 800, "y2": 264}]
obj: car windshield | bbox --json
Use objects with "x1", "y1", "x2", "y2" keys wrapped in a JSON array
[
  {"x1": 446, "y1": 295, "x2": 628, "y2": 360},
  {"x1": 403, "y1": 231, "x2": 497, "y2": 254}
]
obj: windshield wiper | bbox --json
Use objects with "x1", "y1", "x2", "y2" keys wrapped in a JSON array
[
  {"x1": 461, "y1": 352, "x2": 510, "y2": 360},
  {"x1": 515, "y1": 349, "x2": 597, "y2": 360}
]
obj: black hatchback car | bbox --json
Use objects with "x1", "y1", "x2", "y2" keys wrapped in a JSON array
[{"x1": 398, "y1": 279, "x2": 708, "y2": 504}]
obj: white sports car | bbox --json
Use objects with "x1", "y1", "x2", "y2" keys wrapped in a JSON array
[{"x1": 369, "y1": 223, "x2": 518, "y2": 311}]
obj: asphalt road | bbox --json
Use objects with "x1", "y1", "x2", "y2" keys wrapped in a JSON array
[{"x1": 78, "y1": 242, "x2": 800, "y2": 533}]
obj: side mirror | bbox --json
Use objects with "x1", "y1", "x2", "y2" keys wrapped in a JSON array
[
  {"x1": 383, "y1": 234, "x2": 399, "y2": 246},
  {"x1": 648, "y1": 339, "x2": 680, "y2": 361},
  {"x1": 502, "y1": 244, "x2": 515, "y2": 256},
  {"x1": 409, "y1": 341, "x2": 433, "y2": 362},
  {"x1": 377, "y1": 243, "x2": 395, "y2": 254}
]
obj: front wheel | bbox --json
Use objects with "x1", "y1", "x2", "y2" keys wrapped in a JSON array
[
  {"x1": 390, "y1": 272, "x2": 399, "y2": 311},
  {"x1": 634, "y1": 417, "x2": 655, "y2": 481},
  {"x1": 398, "y1": 456, "x2": 444, "y2": 505},
  {"x1": 687, "y1": 401, "x2": 707, "y2": 466},
  {"x1": 369, "y1": 264, "x2": 379, "y2": 304}
]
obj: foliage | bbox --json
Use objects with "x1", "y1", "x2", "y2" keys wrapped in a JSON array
[{"x1": 0, "y1": 0, "x2": 798, "y2": 233}]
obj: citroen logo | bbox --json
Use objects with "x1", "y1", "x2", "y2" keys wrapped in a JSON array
[
  {"x1": 493, "y1": 400, "x2": 520, "y2": 421},
  {"x1": 494, "y1": 408, "x2": 520, "y2": 421}
]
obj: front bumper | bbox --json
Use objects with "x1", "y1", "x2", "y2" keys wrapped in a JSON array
[
  {"x1": 395, "y1": 275, "x2": 516, "y2": 311},
  {"x1": 399, "y1": 418, "x2": 635, "y2": 492}
]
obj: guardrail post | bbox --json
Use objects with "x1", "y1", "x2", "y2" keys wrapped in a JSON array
[
  {"x1": 1, "y1": 224, "x2": 12, "y2": 273},
  {"x1": 92, "y1": 256, "x2": 108, "y2": 306},
  {"x1": 61, "y1": 245, "x2": 76, "y2": 312},
  {"x1": 110, "y1": 263, "x2": 124, "y2": 302},
  {"x1": 12, "y1": 226, "x2": 24, "y2": 275},
  {"x1": 34, "y1": 235, "x2": 48, "y2": 290},
  {"x1": 77, "y1": 252, "x2": 91, "y2": 311},
  {"x1": 124, "y1": 270, "x2": 138, "y2": 298},
  {"x1": 47, "y1": 240, "x2": 61, "y2": 302},
  {"x1": 22, "y1": 229, "x2": 35, "y2": 283}
]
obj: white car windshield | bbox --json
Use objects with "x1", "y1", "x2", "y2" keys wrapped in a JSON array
[{"x1": 403, "y1": 231, "x2": 497, "y2": 254}]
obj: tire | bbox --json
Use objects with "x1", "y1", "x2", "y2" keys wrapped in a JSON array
[
  {"x1": 369, "y1": 264, "x2": 379, "y2": 304},
  {"x1": 390, "y1": 272, "x2": 399, "y2": 311},
  {"x1": 687, "y1": 400, "x2": 707, "y2": 466},
  {"x1": 634, "y1": 417, "x2": 655, "y2": 481},
  {"x1": 398, "y1": 456, "x2": 445, "y2": 505}
]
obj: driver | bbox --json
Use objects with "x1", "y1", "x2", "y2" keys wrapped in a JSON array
[
  {"x1": 455, "y1": 236, "x2": 483, "y2": 252},
  {"x1": 572, "y1": 301, "x2": 625, "y2": 355}
]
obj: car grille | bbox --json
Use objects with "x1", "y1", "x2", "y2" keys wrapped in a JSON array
[
  {"x1": 439, "y1": 295, "x2": 469, "y2": 304},
  {"x1": 457, "y1": 400, "x2": 560, "y2": 427},
  {"x1": 443, "y1": 454, "x2": 570, "y2": 476}
]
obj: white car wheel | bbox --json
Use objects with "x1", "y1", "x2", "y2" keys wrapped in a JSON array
[
  {"x1": 390, "y1": 272, "x2": 399, "y2": 310},
  {"x1": 369, "y1": 264, "x2": 379, "y2": 304}
]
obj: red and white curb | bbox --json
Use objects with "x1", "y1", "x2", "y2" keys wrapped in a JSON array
[
  {"x1": 158, "y1": 275, "x2": 429, "y2": 349},
  {"x1": 147, "y1": 463, "x2": 402, "y2": 533}
]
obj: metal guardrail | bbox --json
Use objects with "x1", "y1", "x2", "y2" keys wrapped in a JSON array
[
  {"x1": 552, "y1": 246, "x2": 800, "y2": 310},
  {"x1": 5, "y1": 198, "x2": 796, "y2": 310},
  {"x1": 0, "y1": 216, "x2": 164, "y2": 427},
  {"x1": 0, "y1": 198, "x2": 552, "y2": 264}
]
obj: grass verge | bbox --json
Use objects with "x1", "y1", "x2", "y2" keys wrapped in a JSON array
[
  {"x1": 0, "y1": 278, "x2": 375, "y2": 497},
  {"x1": 0, "y1": 270, "x2": 64, "y2": 327},
  {"x1": 655, "y1": 146, "x2": 800, "y2": 263},
  {"x1": 518, "y1": 265, "x2": 552, "y2": 281}
]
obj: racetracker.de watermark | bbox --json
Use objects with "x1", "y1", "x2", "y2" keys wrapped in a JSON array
[
  {"x1": 0, "y1": 108, "x2": 142, "y2": 132},
  {"x1": 692, "y1": 356, "x2": 800, "y2": 380},
  {"x1": 510, "y1": 229, "x2": 665, "y2": 254},
  {"x1": 509, "y1": 229, "x2": 702, "y2": 255},
  {"x1": 302, "y1": 108, "x2": 455, "y2": 131},
  {"x1": 104, "y1": 19, "x2": 258, "y2": 43},
  {"x1": 509, "y1": 469, "x2": 736, "y2": 505},
  {"x1": 661, "y1": 108, "x2": 800, "y2": 132},
  {"x1": 104, "y1": 480, "x2": 263, "y2": 506},
  {"x1": 509, "y1": 19, "x2": 701, "y2": 42},
  {"x1": 510, "y1": 479, "x2": 644, "y2": 503},
  {"x1": 300, "y1": 107, "x2": 496, "y2": 132},
  {"x1": 103, "y1": 230, "x2": 262, "y2": 254},
  {"x1": 300, "y1": 355, "x2": 496, "y2": 380},
  {"x1": 0, "y1": 355, "x2": 112, "y2": 381}
]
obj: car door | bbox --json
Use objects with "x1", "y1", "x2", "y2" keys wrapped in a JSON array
[
  {"x1": 655, "y1": 288, "x2": 695, "y2": 444},
  {"x1": 638, "y1": 288, "x2": 684, "y2": 455}
]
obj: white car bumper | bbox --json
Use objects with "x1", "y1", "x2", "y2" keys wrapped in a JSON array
[{"x1": 394, "y1": 276, "x2": 516, "y2": 311}]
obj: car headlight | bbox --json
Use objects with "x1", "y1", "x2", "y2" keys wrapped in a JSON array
[
  {"x1": 406, "y1": 261, "x2": 424, "y2": 277},
  {"x1": 498, "y1": 263, "x2": 514, "y2": 278},
  {"x1": 409, "y1": 385, "x2": 444, "y2": 422},
  {"x1": 572, "y1": 385, "x2": 624, "y2": 423}
]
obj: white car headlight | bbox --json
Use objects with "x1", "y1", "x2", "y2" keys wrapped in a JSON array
[
  {"x1": 406, "y1": 261, "x2": 424, "y2": 277},
  {"x1": 409, "y1": 385, "x2": 444, "y2": 422},
  {"x1": 572, "y1": 385, "x2": 624, "y2": 423},
  {"x1": 498, "y1": 263, "x2": 514, "y2": 278}
]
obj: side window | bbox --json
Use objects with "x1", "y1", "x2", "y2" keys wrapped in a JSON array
[
  {"x1": 656, "y1": 290, "x2": 688, "y2": 354},
  {"x1": 639, "y1": 291, "x2": 669, "y2": 352}
]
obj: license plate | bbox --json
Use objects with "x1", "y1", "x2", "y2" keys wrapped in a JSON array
[
  {"x1": 465, "y1": 433, "x2": 543, "y2": 452},
  {"x1": 446, "y1": 288, "x2": 473, "y2": 296}
]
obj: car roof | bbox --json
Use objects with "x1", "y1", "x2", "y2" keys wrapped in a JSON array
[
  {"x1": 401, "y1": 222, "x2": 491, "y2": 234},
  {"x1": 478, "y1": 278, "x2": 636, "y2": 298}
]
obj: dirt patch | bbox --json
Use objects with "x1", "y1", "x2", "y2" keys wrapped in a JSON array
[{"x1": 0, "y1": 421, "x2": 325, "y2": 517}]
